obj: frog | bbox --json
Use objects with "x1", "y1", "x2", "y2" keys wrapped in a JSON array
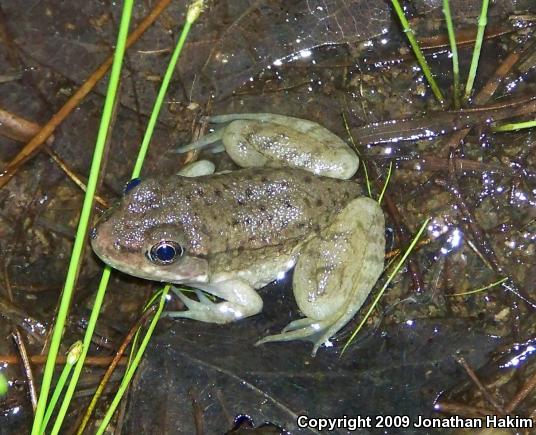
[{"x1": 90, "y1": 113, "x2": 385, "y2": 355}]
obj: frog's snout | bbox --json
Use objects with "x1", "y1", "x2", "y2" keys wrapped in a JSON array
[
  {"x1": 90, "y1": 205, "x2": 115, "y2": 243},
  {"x1": 90, "y1": 219, "x2": 117, "y2": 266}
]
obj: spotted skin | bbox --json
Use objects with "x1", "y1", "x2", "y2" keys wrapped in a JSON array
[{"x1": 91, "y1": 113, "x2": 385, "y2": 355}]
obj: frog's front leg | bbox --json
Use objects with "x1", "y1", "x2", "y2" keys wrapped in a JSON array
[
  {"x1": 166, "y1": 278, "x2": 263, "y2": 324},
  {"x1": 256, "y1": 197, "x2": 385, "y2": 355},
  {"x1": 177, "y1": 160, "x2": 215, "y2": 177}
]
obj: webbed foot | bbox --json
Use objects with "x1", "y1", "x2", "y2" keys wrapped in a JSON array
[
  {"x1": 166, "y1": 288, "x2": 227, "y2": 323},
  {"x1": 166, "y1": 280, "x2": 263, "y2": 324},
  {"x1": 255, "y1": 317, "x2": 334, "y2": 356},
  {"x1": 173, "y1": 129, "x2": 225, "y2": 153}
]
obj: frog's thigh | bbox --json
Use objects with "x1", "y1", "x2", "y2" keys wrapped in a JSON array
[
  {"x1": 209, "y1": 113, "x2": 331, "y2": 138},
  {"x1": 221, "y1": 120, "x2": 358, "y2": 179},
  {"x1": 220, "y1": 120, "x2": 270, "y2": 167},
  {"x1": 258, "y1": 197, "x2": 384, "y2": 354},
  {"x1": 168, "y1": 279, "x2": 263, "y2": 324},
  {"x1": 294, "y1": 196, "x2": 384, "y2": 321}
]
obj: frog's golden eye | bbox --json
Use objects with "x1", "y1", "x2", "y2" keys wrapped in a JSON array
[{"x1": 147, "y1": 240, "x2": 184, "y2": 265}]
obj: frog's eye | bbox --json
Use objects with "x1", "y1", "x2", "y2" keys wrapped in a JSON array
[
  {"x1": 147, "y1": 240, "x2": 184, "y2": 265},
  {"x1": 124, "y1": 178, "x2": 142, "y2": 195}
]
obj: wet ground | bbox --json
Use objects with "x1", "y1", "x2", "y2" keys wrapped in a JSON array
[{"x1": 0, "y1": 0, "x2": 536, "y2": 434}]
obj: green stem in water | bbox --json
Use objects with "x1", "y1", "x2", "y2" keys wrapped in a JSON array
[
  {"x1": 464, "y1": 0, "x2": 489, "y2": 100},
  {"x1": 31, "y1": 3, "x2": 134, "y2": 433},
  {"x1": 40, "y1": 342, "x2": 82, "y2": 435},
  {"x1": 390, "y1": 0, "x2": 445, "y2": 104},
  {"x1": 442, "y1": 0, "x2": 460, "y2": 109},
  {"x1": 131, "y1": 0, "x2": 203, "y2": 179},
  {"x1": 342, "y1": 112, "x2": 372, "y2": 197},
  {"x1": 96, "y1": 285, "x2": 171, "y2": 434},
  {"x1": 450, "y1": 277, "x2": 508, "y2": 297},
  {"x1": 51, "y1": 269, "x2": 112, "y2": 435},
  {"x1": 341, "y1": 218, "x2": 431, "y2": 355},
  {"x1": 377, "y1": 161, "x2": 393, "y2": 205},
  {"x1": 493, "y1": 119, "x2": 536, "y2": 132},
  {"x1": 94, "y1": 2, "x2": 205, "y2": 431}
]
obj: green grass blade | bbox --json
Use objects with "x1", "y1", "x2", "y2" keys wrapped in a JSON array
[
  {"x1": 492, "y1": 120, "x2": 536, "y2": 132},
  {"x1": 391, "y1": 0, "x2": 445, "y2": 104},
  {"x1": 341, "y1": 218, "x2": 430, "y2": 355},
  {"x1": 464, "y1": 0, "x2": 489, "y2": 100},
  {"x1": 30, "y1": 3, "x2": 134, "y2": 433},
  {"x1": 342, "y1": 112, "x2": 372, "y2": 197},
  {"x1": 131, "y1": 1, "x2": 203, "y2": 179},
  {"x1": 449, "y1": 277, "x2": 508, "y2": 297},
  {"x1": 96, "y1": 285, "x2": 171, "y2": 434},
  {"x1": 40, "y1": 342, "x2": 82, "y2": 435},
  {"x1": 0, "y1": 373, "x2": 7, "y2": 397},
  {"x1": 51, "y1": 269, "x2": 112, "y2": 434},
  {"x1": 126, "y1": 288, "x2": 165, "y2": 370},
  {"x1": 377, "y1": 161, "x2": 393, "y2": 205},
  {"x1": 442, "y1": 0, "x2": 460, "y2": 108},
  {"x1": 94, "y1": 2, "x2": 205, "y2": 431}
]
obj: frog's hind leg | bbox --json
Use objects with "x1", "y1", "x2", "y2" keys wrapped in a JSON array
[
  {"x1": 281, "y1": 317, "x2": 317, "y2": 332},
  {"x1": 256, "y1": 197, "x2": 385, "y2": 356},
  {"x1": 209, "y1": 113, "x2": 349, "y2": 149},
  {"x1": 173, "y1": 129, "x2": 225, "y2": 154},
  {"x1": 256, "y1": 315, "x2": 348, "y2": 356},
  {"x1": 208, "y1": 113, "x2": 300, "y2": 126},
  {"x1": 166, "y1": 279, "x2": 263, "y2": 324},
  {"x1": 213, "y1": 114, "x2": 358, "y2": 179},
  {"x1": 255, "y1": 317, "x2": 334, "y2": 352}
]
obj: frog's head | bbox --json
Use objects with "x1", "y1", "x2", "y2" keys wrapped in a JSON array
[{"x1": 90, "y1": 178, "x2": 209, "y2": 284}]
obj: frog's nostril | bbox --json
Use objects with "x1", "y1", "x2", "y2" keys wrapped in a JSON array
[{"x1": 89, "y1": 227, "x2": 98, "y2": 240}]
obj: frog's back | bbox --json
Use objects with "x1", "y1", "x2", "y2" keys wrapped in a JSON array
[{"x1": 159, "y1": 167, "x2": 361, "y2": 255}]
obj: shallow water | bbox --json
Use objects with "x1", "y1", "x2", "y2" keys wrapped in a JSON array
[{"x1": 0, "y1": 1, "x2": 535, "y2": 433}]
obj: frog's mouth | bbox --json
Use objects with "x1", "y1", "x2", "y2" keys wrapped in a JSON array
[{"x1": 90, "y1": 224, "x2": 209, "y2": 285}]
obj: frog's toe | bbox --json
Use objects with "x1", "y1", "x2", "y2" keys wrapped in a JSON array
[
  {"x1": 171, "y1": 288, "x2": 209, "y2": 310},
  {"x1": 194, "y1": 289, "x2": 213, "y2": 304},
  {"x1": 256, "y1": 318, "x2": 332, "y2": 356},
  {"x1": 207, "y1": 143, "x2": 225, "y2": 153},
  {"x1": 281, "y1": 317, "x2": 316, "y2": 333},
  {"x1": 166, "y1": 288, "x2": 220, "y2": 323},
  {"x1": 173, "y1": 130, "x2": 224, "y2": 153},
  {"x1": 167, "y1": 283, "x2": 263, "y2": 324}
]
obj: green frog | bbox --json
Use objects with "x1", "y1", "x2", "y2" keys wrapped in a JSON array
[{"x1": 91, "y1": 113, "x2": 385, "y2": 355}]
